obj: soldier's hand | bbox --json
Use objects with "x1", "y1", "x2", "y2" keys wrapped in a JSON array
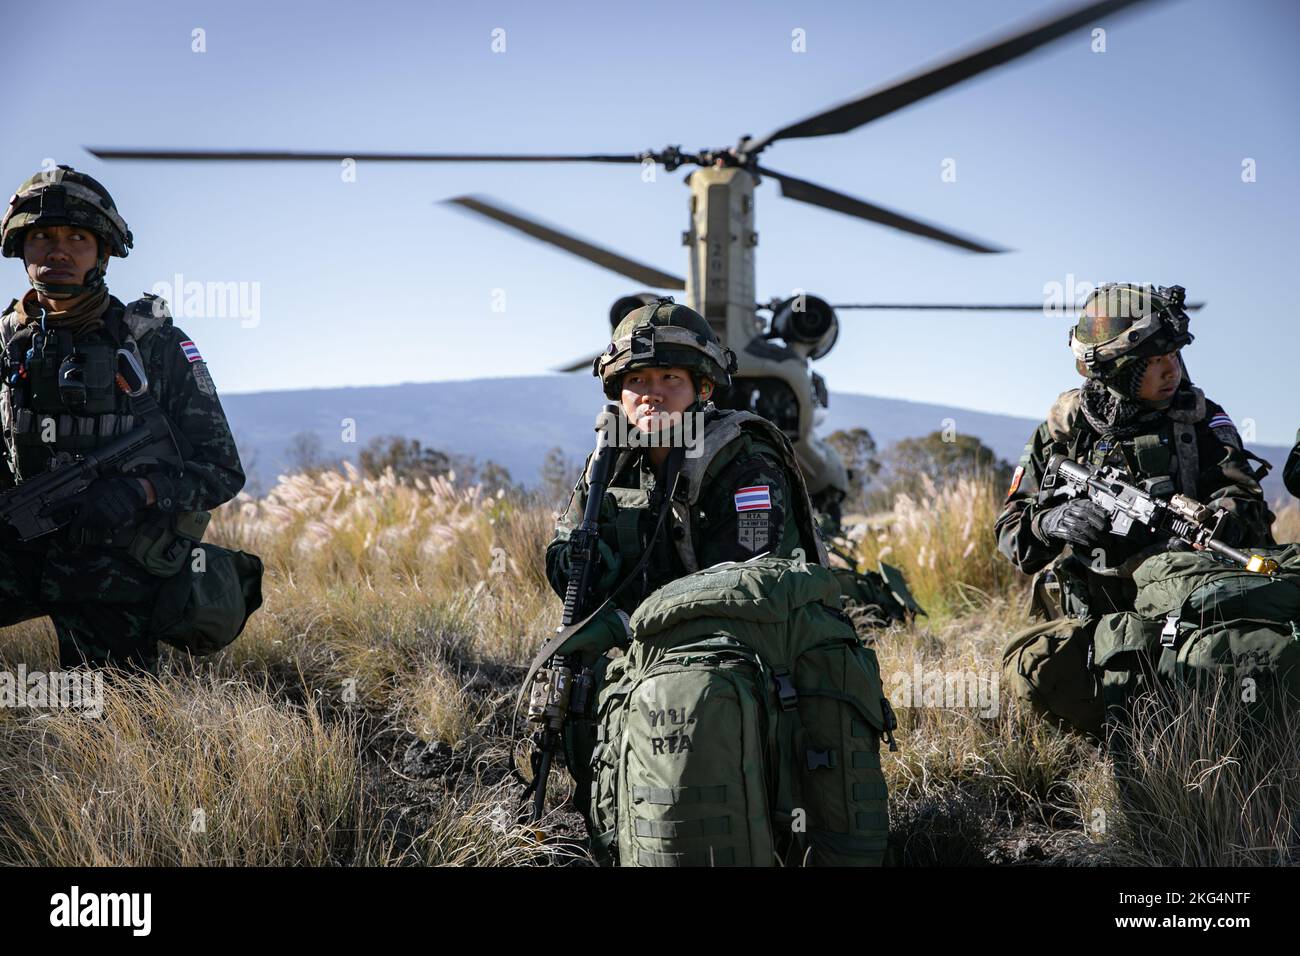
[
  {"x1": 1036, "y1": 499, "x2": 1109, "y2": 549},
  {"x1": 62, "y1": 476, "x2": 149, "y2": 536},
  {"x1": 556, "y1": 537, "x2": 620, "y2": 590}
]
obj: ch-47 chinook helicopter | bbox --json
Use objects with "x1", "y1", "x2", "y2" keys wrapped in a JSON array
[{"x1": 87, "y1": 0, "x2": 1185, "y2": 524}]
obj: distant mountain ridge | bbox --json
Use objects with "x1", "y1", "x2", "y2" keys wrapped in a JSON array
[{"x1": 219, "y1": 375, "x2": 1296, "y2": 504}]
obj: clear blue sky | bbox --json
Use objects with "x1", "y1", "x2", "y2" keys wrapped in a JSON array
[{"x1": 5, "y1": 0, "x2": 1298, "y2": 444}]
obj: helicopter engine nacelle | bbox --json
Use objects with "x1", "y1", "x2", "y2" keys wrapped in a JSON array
[
  {"x1": 771, "y1": 294, "x2": 838, "y2": 361},
  {"x1": 609, "y1": 292, "x2": 662, "y2": 331}
]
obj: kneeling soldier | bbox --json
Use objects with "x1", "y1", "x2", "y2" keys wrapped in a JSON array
[
  {"x1": 996, "y1": 283, "x2": 1273, "y2": 735},
  {"x1": 0, "y1": 166, "x2": 247, "y2": 673},
  {"x1": 531, "y1": 298, "x2": 893, "y2": 867}
]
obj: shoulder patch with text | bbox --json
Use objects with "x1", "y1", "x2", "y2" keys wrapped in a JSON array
[
  {"x1": 737, "y1": 512, "x2": 771, "y2": 552},
  {"x1": 191, "y1": 360, "x2": 216, "y2": 397}
]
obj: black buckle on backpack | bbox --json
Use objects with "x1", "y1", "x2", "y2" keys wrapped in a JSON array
[
  {"x1": 880, "y1": 697, "x2": 898, "y2": 733},
  {"x1": 880, "y1": 697, "x2": 899, "y2": 752},
  {"x1": 773, "y1": 671, "x2": 798, "y2": 711},
  {"x1": 806, "y1": 748, "x2": 837, "y2": 771},
  {"x1": 1160, "y1": 613, "x2": 1180, "y2": 649}
]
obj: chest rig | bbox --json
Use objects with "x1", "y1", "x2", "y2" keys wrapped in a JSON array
[
  {"x1": 600, "y1": 407, "x2": 828, "y2": 602},
  {"x1": 1040, "y1": 388, "x2": 1209, "y2": 613},
  {"x1": 0, "y1": 296, "x2": 208, "y2": 568},
  {"x1": 0, "y1": 312, "x2": 141, "y2": 483},
  {"x1": 1051, "y1": 386, "x2": 1207, "y2": 500}
]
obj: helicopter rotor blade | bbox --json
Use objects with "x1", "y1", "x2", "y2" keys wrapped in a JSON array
[
  {"x1": 85, "y1": 148, "x2": 646, "y2": 164},
  {"x1": 746, "y1": 0, "x2": 1163, "y2": 152},
  {"x1": 554, "y1": 353, "x2": 604, "y2": 374},
  {"x1": 443, "y1": 195, "x2": 686, "y2": 290},
  {"x1": 830, "y1": 302, "x2": 1205, "y2": 311},
  {"x1": 759, "y1": 166, "x2": 1008, "y2": 254}
]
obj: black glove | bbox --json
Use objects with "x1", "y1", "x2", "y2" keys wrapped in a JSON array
[
  {"x1": 1210, "y1": 508, "x2": 1245, "y2": 547},
  {"x1": 1036, "y1": 498, "x2": 1109, "y2": 549},
  {"x1": 558, "y1": 537, "x2": 621, "y2": 591},
  {"x1": 61, "y1": 476, "x2": 149, "y2": 537}
]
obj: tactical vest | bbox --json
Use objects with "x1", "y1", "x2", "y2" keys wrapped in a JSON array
[
  {"x1": 1039, "y1": 387, "x2": 1210, "y2": 613},
  {"x1": 0, "y1": 322, "x2": 138, "y2": 482},
  {"x1": 0, "y1": 295, "x2": 180, "y2": 478},
  {"x1": 0, "y1": 295, "x2": 208, "y2": 566},
  {"x1": 601, "y1": 407, "x2": 828, "y2": 596},
  {"x1": 1046, "y1": 386, "x2": 1206, "y2": 500}
]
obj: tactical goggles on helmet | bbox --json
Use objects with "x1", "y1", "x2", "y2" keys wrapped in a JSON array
[{"x1": 1069, "y1": 284, "x2": 1194, "y2": 370}]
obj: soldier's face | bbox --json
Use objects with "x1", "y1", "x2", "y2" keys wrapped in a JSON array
[
  {"x1": 620, "y1": 366, "x2": 712, "y2": 433},
  {"x1": 1135, "y1": 351, "x2": 1182, "y2": 402},
  {"x1": 23, "y1": 224, "x2": 102, "y2": 289}
]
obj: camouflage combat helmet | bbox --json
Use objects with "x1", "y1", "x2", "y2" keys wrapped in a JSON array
[
  {"x1": 1, "y1": 165, "x2": 133, "y2": 297},
  {"x1": 1070, "y1": 283, "x2": 1193, "y2": 380},
  {"x1": 594, "y1": 296, "x2": 737, "y2": 400}
]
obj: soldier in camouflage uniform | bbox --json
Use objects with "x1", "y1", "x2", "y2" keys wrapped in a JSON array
[
  {"x1": 996, "y1": 283, "x2": 1274, "y2": 735},
  {"x1": 546, "y1": 297, "x2": 826, "y2": 619},
  {"x1": 539, "y1": 299, "x2": 829, "y2": 816},
  {"x1": 0, "y1": 166, "x2": 245, "y2": 673}
]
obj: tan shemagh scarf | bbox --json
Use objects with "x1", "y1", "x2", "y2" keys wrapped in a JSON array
[{"x1": 15, "y1": 286, "x2": 110, "y2": 338}]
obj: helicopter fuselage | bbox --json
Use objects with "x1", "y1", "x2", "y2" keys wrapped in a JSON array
[{"x1": 681, "y1": 165, "x2": 848, "y2": 505}]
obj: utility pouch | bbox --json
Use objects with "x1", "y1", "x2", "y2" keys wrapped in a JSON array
[
  {"x1": 126, "y1": 509, "x2": 211, "y2": 576},
  {"x1": 152, "y1": 543, "x2": 264, "y2": 656}
]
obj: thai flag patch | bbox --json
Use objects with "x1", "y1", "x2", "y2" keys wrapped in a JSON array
[
  {"x1": 179, "y1": 340, "x2": 203, "y2": 364},
  {"x1": 1207, "y1": 413, "x2": 1234, "y2": 430},
  {"x1": 734, "y1": 485, "x2": 772, "y2": 512}
]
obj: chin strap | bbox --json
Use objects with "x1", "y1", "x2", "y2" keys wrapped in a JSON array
[{"x1": 30, "y1": 258, "x2": 107, "y2": 299}]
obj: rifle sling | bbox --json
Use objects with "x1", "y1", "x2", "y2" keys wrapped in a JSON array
[{"x1": 517, "y1": 443, "x2": 687, "y2": 714}]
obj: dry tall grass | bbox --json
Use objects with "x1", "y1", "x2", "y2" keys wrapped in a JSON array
[
  {"x1": 206, "y1": 463, "x2": 556, "y2": 717},
  {"x1": 847, "y1": 472, "x2": 1026, "y2": 618},
  {"x1": 0, "y1": 673, "x2": 566, "y2": 866},
  {"x1": 874, "y1": 597, "x2": 1118, "y2": 865},
  {"x1": 0, "y1": 464, "x2": 568, "y2": 867},
  {"x1": 0, "y1": 675, "x2": 360, "y2": 865},
  {"x1": 1106, "y1": 684, "x2": 1299, "y2": 865},
  {"x1": 848, "y1": 474, "x2": 1299, "y2": 865},
  {"x1": 1, "y1": 463, "x2": 1295, "y2": 866}
]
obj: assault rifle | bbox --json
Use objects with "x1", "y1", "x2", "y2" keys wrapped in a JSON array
[
  {"x1": 1042, "y1": 453, "x2": 1278, "y2": 575},
  {"x1": 524, "y1": 403, "x2": 621, "y2": 823},
  {"x1": 0, "y1": 348, "x2": 182, "y2": 543}
]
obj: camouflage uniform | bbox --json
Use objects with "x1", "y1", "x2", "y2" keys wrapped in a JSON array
[
  {"x1": 546, "y1": 404, "x2": 820, "y2": 616},
  {"x1": 996, "y1": 386, "x2": 1274, "y2": 615},
  {"x1": 0, "y1": 167, "x2": 244, "y2": 672},
  {"x1": 539, "y1": 299, "x2": 828, "y2": 820},
  {"x1": 997, "y1": 284, "x2": 1273, "y2": 735},
  {"x1": 546, "y1": 298, "x2": 825, "y2": 619}
]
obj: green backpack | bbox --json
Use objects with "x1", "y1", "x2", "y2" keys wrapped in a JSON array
[
  {"x1": 1091, "y1": 545, "x2": 1300, "y2": 717},
  {"x1": 588, "y1": 556, "x2": 896, "y2": 867}
]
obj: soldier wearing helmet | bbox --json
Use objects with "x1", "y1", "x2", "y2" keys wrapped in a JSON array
[
  {"x1": 0, "y1": 165, "x2": 248, "y2": 673},
  {"x1": 996, "y1": 283, "x2": 1274, "y2": 734},
  {"x1": 538, "y1": 299, "x2": 829, "y2": 820},
  {"x1": 545, "y1": 297, "x2": 827, "y2": 618}
]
